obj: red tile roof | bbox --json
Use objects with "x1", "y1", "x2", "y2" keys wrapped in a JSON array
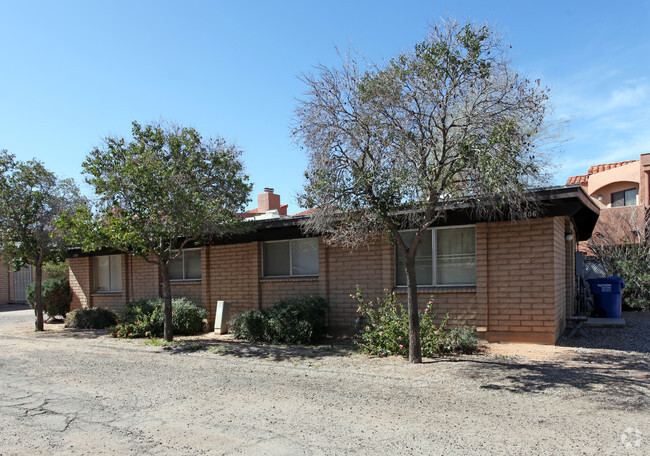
[
  {"x1": 587, "y1": 160, "x2": 637, "y2": 175},
  {"x1": 240, "y1": 204, "x2": 289, "y2": 217},
  {"x1": 291, "y1": 207, "x2": 316, "y2": 217},
  {"x1": 566, "y1": 175, "x2": 589, "y2": 185},
  {"x1": 566, "y1": 159, "x2": 639, "y2": 185}
]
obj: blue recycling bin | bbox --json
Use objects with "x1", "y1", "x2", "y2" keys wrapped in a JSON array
[{"x1": 588, "y1": 276, "x2": 625, "y2": 318}]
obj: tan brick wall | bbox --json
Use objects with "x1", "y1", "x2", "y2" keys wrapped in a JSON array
[
  {"x1": 319, "y1": 240, "x2": 391, "y2": 332},
  {"x1": 170, "y1": 282, "x2": 203, "y2": 307},
  {"x1": 69, "y1": 257, "x2": 91, "y2": 310},
  {"x1": 481, "y1": 217, "x2": 569, "y2": 344},
  {"x1": 125, "y1": 255, "x2": 159, "y2": 302},
  {"x1": 90, "y1": 293, "x2": 127, "y2": 313},
  {"x1": 259, "y1": 278, "x2": 321, "y2": 308},
  {"x1": 204, "y1": 242, "x2": 260, "y2": 324},
  {"x1": 66, "y1": 216, "x2": 574, "y2": 343}
]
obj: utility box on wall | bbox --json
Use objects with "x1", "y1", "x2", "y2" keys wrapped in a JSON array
[{"x1": 214, "y1": 300, "x2": 231, "y2": 334}]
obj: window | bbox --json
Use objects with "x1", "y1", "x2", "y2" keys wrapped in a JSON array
[
  {"x1": 396, "y1": 226, "x2": 476, "y2": 286},
  {"x1": 611, "y1": 188, "x2": 637, "y2": 207},
  {"x1": 169, "y1": 248, "x2": 201, "y2": 281},
  {"x1": 94, "y1": 255, "x2": 122, "y2": 292},
  {"x1": 263, "y1": 238, "x2": 318, "y2": 277}
]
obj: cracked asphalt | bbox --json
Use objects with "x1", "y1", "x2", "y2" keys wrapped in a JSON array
[{"x1": 0, "y1": 303, "x2": 648, "y2": 455}]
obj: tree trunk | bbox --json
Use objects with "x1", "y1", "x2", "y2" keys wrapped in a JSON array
[
  {"x1": 404, "y1": 254, "x2": 422, "y2": 363},
  {"x1": 34, "y1": 258, "x2": 44, "y2": 332},
  {"x1": 159, "y1": 261, "x2": 174, "y2": 342}
]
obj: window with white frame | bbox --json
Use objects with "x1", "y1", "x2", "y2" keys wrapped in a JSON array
[
  {"x1": 169, "y1": 248, "x2": 201, "y2": 281},
  {"x1": 396, "y1": 226, "x2": 476, "y2": 286},
  {"x1": 94, "y1": 255, "x2": 122, "y2": 292},
  {"x1": 263, "y1": 238, "x2": 318, "y2": 277}
]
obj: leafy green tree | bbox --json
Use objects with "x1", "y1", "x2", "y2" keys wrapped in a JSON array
[
  {"x1": 59, "y1": 121, "x2": 252, "y2": 341},
  {"x1": 0, "y1": 150, "x2": 85, "y2": 330},
  {"x1": 294, "y1": 19, "x2": 552, "y2": 362},
  {"x1": 42, "y1": 260, "x2": 70, "y2": 280}
]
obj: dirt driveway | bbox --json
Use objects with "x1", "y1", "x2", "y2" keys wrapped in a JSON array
[{"x1": 1, "y1": 304, "x2": 648, "y2": 455}]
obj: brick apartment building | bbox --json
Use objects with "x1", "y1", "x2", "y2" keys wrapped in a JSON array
[{"x1": 67, "y1": 186, "x2": 599, "y2": 344}]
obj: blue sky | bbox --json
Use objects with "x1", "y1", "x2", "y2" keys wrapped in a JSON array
[{"x1": 1, "y1": 1, "x2": 649, "y2": 212}]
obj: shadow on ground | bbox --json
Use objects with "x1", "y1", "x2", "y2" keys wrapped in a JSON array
[
  {"x1": 24, "y1": 311, "x2": 650, "y2": 410},
  {"x1": 557, "y1": 311, "x2": 650, "y2": 353},
  {"x1": 162, "y1": 336, "x2": 357, "y2": 361},
  {"x1": 434, "y1": 349, "x2": 649, "y2": 411},
  {"x1": 0, "y1": 303, "x2": 30, "y2": 313}
]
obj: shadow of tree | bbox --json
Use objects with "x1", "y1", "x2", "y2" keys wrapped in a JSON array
[
  {"x1": 35, "y1": 328, "x2": 113, "y2": 340},
  {"x1": 448, "y1": 350, "x2": 649, "y2": 410},
  {"x1": 163, "y1": 337, "x2": 356, "y2": 361},
  {"x1": 558, "y1": 312, "x2": 650, "y2": 353}
]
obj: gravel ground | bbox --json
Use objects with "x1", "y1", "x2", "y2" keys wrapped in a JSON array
[{"x1": 0, "y1": 304, "x2": 648, "y2": 455}]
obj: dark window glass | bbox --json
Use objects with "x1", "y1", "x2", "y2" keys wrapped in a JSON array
[{"x1": 611, "y1": 188, "x2": 637, "y2": 207}]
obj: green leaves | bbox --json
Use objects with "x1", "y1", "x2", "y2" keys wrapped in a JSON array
[
  {"x1": 69, "y1": 121, "x2": 252, "y2": 263},
  {"x1": 0, "y1": 150, "x2": 86, "y2": 268},
  {"x1": 296, "y1": 17, "x2": 551, "y2": 241}
]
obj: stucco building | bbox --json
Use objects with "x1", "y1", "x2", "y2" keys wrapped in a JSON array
[{"x1": 566, "y1": 153, "x2": 650, "y2": 249}]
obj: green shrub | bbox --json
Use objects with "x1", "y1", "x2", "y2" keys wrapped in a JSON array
[
  {"x1": 149, "y1": 297, "x2": 207, "y2": 336},
  {"x1": 64, "y1": 307, "x2": 120, "y2": 329},
  {"x1": 229, "y1": 295, "x2": 328, "y2": 344},
  {"x1": 111, "y1": 297, "x2": 207, "y2": 338},
  {"x1": 444, "y1": 327, "x2": 480, "y2": 354},
  {"x1": 111, "y1": 320, "x2": 150, "y2": 338},
  {"x1": 124, "y1": 298, "x2": 158, "y2": 324},
  {"x1": 352, "y1": 286, "x2": 478, "y2": 357},
  {"x1": 42, "y1": 261, "x2": 69, "y2": 280},
  {"x1": 26, "y1": 278, "x2": 72, "y2": 318},
  {"x1": 229, "y1": 309, "x2": 269, "y2": 342}
]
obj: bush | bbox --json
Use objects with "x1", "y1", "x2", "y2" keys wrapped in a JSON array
[
  {"x1": 352, "y1": 286, "x2": 478, "y2": 357},
  {"x1": 150, "y1": 297, "x2": 207, "y2": 336},
  {"x1": 444, "y1": 327, "x2": 480, "y2": 354},
  {"x1": 42, "y1": 261, "x2": 69, "y2": 280},
  {"x1": 26, "y1": 278, "x2": 72, "y2": 318},
  {"x1": 64, "y1": 307, "x2": 120, "y2": 329},
  {"x1": 229, "y1": 296, "x2": 328, "y2": 344},
  {"x1": 229, "y1": 309, "x2": 268, "y2": 343},
  {"x1": 111, "y1": 297, "x2": 207, "y2": 338},
  {"x1": 124, "y1": 298, "x2": 158, "y2": 324}
]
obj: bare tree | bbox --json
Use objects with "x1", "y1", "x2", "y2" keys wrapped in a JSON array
[
  {"x1": 293, "y1": 18, "x2": 553, "y2": 362},
  {"x1": 587, "y1": 206, "x2": 650, "y2": 311}
]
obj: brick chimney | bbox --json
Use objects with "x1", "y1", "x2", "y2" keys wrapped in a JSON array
[{"x1": 258, "y1": 188, "x2": 287, "y2": 215}]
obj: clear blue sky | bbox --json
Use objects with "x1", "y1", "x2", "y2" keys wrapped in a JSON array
[{"x1": 1, "y1": 1, "x2": 649, "y2": 212}]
